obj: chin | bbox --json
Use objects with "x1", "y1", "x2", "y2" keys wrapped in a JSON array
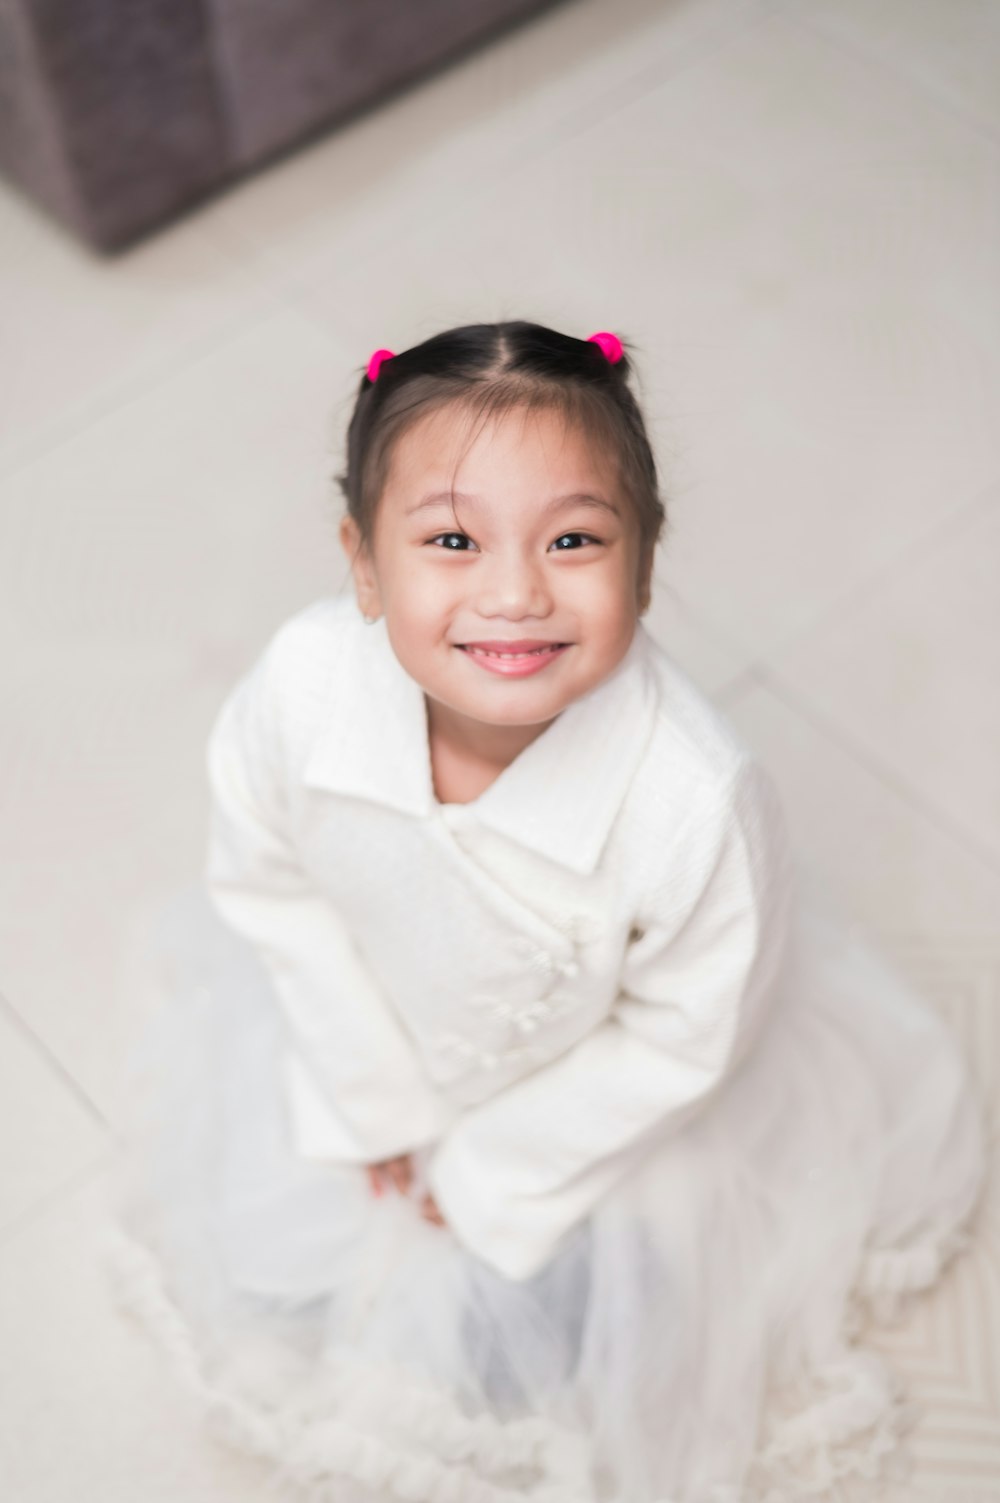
[{"x1": 471, "y1": 692, "x2": 570, "y2": 726}]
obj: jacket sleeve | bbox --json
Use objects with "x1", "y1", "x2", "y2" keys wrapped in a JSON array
[
  {"x1": 424, "y1": 756, "x2": 795, "y2": 1280},
  {"x1": 204, "y1": 638, "x2": 457, "y2": 1164}
]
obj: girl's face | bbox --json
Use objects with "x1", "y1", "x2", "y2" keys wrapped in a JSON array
[{"x1": 340, "y1": 400, "x2": 653, "y2": 743}]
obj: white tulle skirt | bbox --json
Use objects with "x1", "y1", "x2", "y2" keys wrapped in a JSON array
[{"x1": 102, "y1": 877, "x2": 987, "y2": 1503}]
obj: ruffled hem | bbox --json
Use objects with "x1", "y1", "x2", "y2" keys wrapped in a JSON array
[
  {"x1": 847, "y1": 1221, "x2": 975, "y2": 1331},
  {"x1": 105, "y1": 877, "x2": 989, "y2": 1500},
  {"x1": 744, "y1": 1217, "x2": 977, "y2": 1503},
  {"x1": 101, "y1": 1205, "x2": 975, "y2": 1503},
  {"x1": 102, "y1": 1224, "x2": 592, "y2": 1503}
]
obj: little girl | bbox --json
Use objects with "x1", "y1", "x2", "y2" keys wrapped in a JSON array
[{"x1": 106, "y1": 321, "x2": 987, "y2": 1503}]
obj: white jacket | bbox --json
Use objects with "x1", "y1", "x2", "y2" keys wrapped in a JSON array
[{"x1": 204, "y1": 592, "x2": 795, "y2": 1281}]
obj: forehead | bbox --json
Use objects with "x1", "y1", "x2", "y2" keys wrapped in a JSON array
[{"x1": 381, "y1": 399, "x2": 621, "y2": 504}]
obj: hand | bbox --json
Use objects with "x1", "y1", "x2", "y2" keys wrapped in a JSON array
[
  {"x1": 367, "y1": 1153, "x2": 446, "y2": 1227},
  {"x1": 418, "y1": 1189, "x2": 446, "y2": 1227},
  {"x1": 367, "y1": 1153, "x2": 413, "y2": 1198}
]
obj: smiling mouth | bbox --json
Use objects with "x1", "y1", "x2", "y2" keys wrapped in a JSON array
[{"x1": 458, "y1": 643, "x2": 569, "y2": 660}]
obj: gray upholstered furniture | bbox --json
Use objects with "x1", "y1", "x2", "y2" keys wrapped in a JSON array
[{"x1": 0, "y1": 0, "x2": 555, "y2": 252}]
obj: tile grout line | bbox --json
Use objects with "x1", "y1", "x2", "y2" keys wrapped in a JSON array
[
  {"x1": 658, "y1": 480, "x2": 998, "y2": 705},
  {"x1": 243, "y1": 0, "x2": 796, "y2": 323},
  {"x1": 0, "y1": 1150, "x2": 116, "y2": 1254},
  {"x1": 0, "y1": 984, "x2": 110, "y2": 1132},
  {"x1": 661, "y1": 581, "x2": 760, "y2": 674},
  {"x1": 719, "y1": 662, "x2": 1000, "y2": 884},
  {"x1": 0, "y1": 0, "x2": 795, "y2": 490},
  {"x1": 467, "y1": 0, "x2": 795, "y2": 189},
  {"x1": 0, "y1": 285, "x2": 306, "y2": 489},
  {"x1": 797, "y1": 7, "x2": 1000, "y2": 153},
  {"x1": 753, "y1": 481, "x2": 1000, "y2": 672},
  {"x1": 37, "y1": 0, "x2": 786, "y2": 435}
]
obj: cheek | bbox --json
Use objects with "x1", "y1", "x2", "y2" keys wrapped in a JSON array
[
  {"x1": 566, "y1": 556, "x2": 636, "y2": 605},
  {"x1": 385, "y1": 570, "x2": 463, "y2": 642},
  {"x1": 408, "y1": 571, "x2": 460, "y2": 616},
  {"x1": 384, "y1": 555, "x2": 441, "y2": 606}
]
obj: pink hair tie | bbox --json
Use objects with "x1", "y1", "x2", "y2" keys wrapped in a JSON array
[
  {"x1": 587, "y1": 331, "x2": 624, "y2": 364},
  {"x1": 366, "y1": 348, "x2": 396, "y2": 382}
]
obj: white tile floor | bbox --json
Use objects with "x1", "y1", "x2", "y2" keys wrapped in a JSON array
[{"x1": 1, "y1": 0, "x2": 997, "y2": 1497}]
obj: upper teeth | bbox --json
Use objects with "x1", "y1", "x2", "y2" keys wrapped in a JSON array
[{"x1": 468, "y1": 646, "x2": 555, "y2": 658}]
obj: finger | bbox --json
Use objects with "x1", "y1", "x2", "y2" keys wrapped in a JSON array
[
  {"x1": 367, "y1": 1166, "x2": 384, "y2": 1197},
  {"x1": 420, "y1": 1193, "x2": 445, "y2": 1226},
  {"x1": 388, "y1": 1158, "x2": 413, "y2": 1195}
]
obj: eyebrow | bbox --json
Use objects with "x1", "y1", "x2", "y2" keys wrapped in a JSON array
[{"x1": 405, "y1": 491, "x2": 621, "y2": 519}]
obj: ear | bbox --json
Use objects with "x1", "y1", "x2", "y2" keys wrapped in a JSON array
[{"x1": 339, "y1": 514, "x2": 383, "y2": 621}]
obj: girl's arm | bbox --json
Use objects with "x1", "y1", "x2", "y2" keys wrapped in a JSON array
[
  {"x1": 204, "y1": 638, "x2": 456, "y2": 1166},
  {"x1": 424, "y1": 756, "x2": 795, "y2": 1281}
]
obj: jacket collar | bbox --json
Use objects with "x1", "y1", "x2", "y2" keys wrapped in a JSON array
[{"x1": 302, "y1": 597, "x2": 660, "y2": 874}]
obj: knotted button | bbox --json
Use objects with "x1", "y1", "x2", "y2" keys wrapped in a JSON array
[{"x1": 510, "y1": 936, "x2": 557, "y2": 979}]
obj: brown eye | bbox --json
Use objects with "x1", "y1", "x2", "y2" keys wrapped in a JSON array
[
  {"x1": 429, "y1": 533, "x2": 477, "y2": 551},
  {"x1": 551, "y1": 533, "x2": 599, "y2": 550}
]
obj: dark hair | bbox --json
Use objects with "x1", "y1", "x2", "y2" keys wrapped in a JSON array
[{"x1": 335, "y1": 321, "x2": 668, "y2": 577}]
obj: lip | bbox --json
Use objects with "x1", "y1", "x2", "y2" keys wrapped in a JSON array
[
  {"x1": 460, "y1": 639, "x2": 566, "y2": 652},
  {"x1": 456, "y1": 640, "x2": 571, "y2": 678}
]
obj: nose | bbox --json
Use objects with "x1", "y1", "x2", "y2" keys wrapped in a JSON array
[{"x1": 476, "y1": 544, "x2": 552, "y2": 620}]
